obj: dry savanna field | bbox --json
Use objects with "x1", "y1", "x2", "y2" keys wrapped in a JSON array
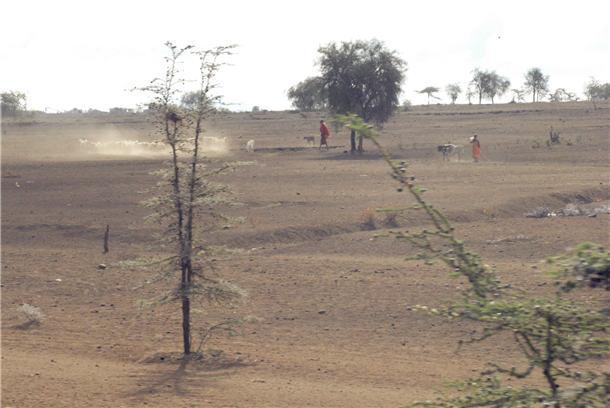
[{"x1": 1, "y1": 101, "x2": 609, "y2": 407}]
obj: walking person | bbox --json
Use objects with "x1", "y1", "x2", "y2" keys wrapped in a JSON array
[
  {"x1": 319, "y1": 120, "x2": 330, "y2": 150},
  {"x1": 470, "y1": 134, "x2": 481, "y2": 162}
]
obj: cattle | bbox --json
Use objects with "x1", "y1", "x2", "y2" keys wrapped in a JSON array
[{"x1": 437, "y1": 143, "x2": 463, "y2": 161}]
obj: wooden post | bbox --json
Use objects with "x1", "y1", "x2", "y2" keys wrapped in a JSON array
[{"x1": 103, "y1": 224, "x2": 110, "y2": 254}]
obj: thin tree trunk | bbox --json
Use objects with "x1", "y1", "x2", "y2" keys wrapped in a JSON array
[
  {"x1": 533, "y1": 90, "x2": 536, "y2": 103},
  {"x1": 169, "y1": 132, "x2": 185, "y2": 248},
  {"x1": 181, "y1": 262, "x2": 191, "y2": 355},
  {"x1": 168, "y1": 123, "x2": 189, "y2": 355},
  {"x1": 350, "y1": 129, "x2": 356, "y2": 153},
  {"x1": 103, "y1": 224, "x2": 109, "y2": 254},
  {"x1": 180, "y1": 109, "x2": 205, "y2": 356}
]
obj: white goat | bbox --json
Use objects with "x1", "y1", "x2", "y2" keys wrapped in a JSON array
[{"x1": 246, "y1": 139, "x2": 255, "y2": 152}]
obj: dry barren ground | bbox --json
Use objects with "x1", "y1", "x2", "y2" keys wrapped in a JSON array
[{"x1": 2, "y1": 102, "x2": 609, "y2": 407}]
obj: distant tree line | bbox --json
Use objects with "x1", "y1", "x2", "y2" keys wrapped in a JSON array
[{"x1": 287, "y1": 45, "x2": 609, "y2": 109}]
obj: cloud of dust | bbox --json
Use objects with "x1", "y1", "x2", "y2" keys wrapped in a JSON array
[
  {"x1": 2, "y1": 123, "x2": 231, "y2": 163},
  {"x1": 78, "y1": 128, "x2": 230, "y2": 158},
  {"x1": 79, "y1": 137, "x2": 168, "y2": 157},
  {"x1": 200, "y1": 134, "x2": 229, "y2": 156}
]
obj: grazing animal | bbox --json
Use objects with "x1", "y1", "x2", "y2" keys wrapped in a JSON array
[
  {"x1": 246, "y1": 139, "x2": 255, "y2": 152},
  {"x1": 437, "y1": 143, "x2": 463, "y2": 161},
  {"x1": 549, "y1": 126, "x2": 560, "y2": 145},
  {"x1": 303, "y1": 136, "x2": 315, "y2": 146}
]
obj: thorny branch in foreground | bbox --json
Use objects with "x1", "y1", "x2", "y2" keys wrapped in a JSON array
[{"x1": 337, "y1": 113, "x2": 609, "y2": 407}]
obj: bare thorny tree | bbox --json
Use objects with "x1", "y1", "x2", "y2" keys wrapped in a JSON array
[{"x1": 134, "y1": 42, "x2": 243, "y2": 355}]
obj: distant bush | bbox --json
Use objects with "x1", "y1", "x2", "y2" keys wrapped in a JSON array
[
  {"x1": 585, "y1": 78, "x2": 610, "y2": 101},
  {"x1": 86, "y1": 109, "x2": 108, "y2": 115},
  {"x1": 18, "y1": 303, "x2": 44, "y2": 325},
  {"x1": 109, "y1": 107, "x2": 133, "y2": 114},
  {"x1": 359, "y1": 208, "x2": 376, "y2": 230},
  {"x1": 548, "y1": 242, "x2": 610, "y2": 291},
  {"x1": 548, "y1": 88, "x2": 578, "y2": 102},
  {"x1": 381, "y1": 210, "x2": 400, "y2": 228},
  {"x1": 287, "y1": 76, "x2": 327, "y2": 111},
  {"x1": 526, "y1": 206, "x2": 555, "y2": 218}
]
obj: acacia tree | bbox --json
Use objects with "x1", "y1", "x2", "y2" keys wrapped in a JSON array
[
  {"x1": 136, "y1": 42, "x2": 242, "y2": 355},
  {"x1": 445, "y1": 83, "x2": 461, "y2": 104},
  {"x1": 549, "y1": 88, "x2": 578, "y2": 103},
  {"x1": 511, "y1": 88, "x2": 526, "y2": 103},
  {"x1": 524, "y1": 68, "x2": 549, "y2": 102},
  {"x1": 418, "y1": 86, "x2": 440, "y2": 105},
  {"x1": 585, "y1": 78, "x2": 610, "y2": 101},
  {"x1": 317, "y1": 39, "x2": 406, "y2": 153},
  {"x1": 465, "y1": 87, "x2": 475, "y2": 105},
  {"x1": 287, "y1": 76, "x2": 327, "y2": 111},
  {"x1": 470, "y1": 69, "x2": 510, "y2": 104},
  {"x1": 470, "y1": 69, "x2": 488, "y2": 104},
  {"x1": 485, "y1": 71, "x2": 510, "y2": 104},
  {"x1": 181, "y1": 90, "x2": 210, "y2": 110},
  {"x1": 338, "y1": 114, "x2": 609, "y2": 407}
]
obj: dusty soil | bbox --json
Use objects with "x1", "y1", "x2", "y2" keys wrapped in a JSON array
[{"x1": 2, "y1": 102, "x2": 609, "y2": 407}]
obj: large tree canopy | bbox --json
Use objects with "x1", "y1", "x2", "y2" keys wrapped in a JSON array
[
  {"x1": 318, "y1": 39, "x2": 406, "y2": 125},
  {"x1": 316, "y1": 40, "x2": 406, "y2": 152}
]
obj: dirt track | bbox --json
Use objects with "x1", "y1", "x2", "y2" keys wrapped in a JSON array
[{"x1": 2, "y1": 102, "x2": 609, "y2": 407}]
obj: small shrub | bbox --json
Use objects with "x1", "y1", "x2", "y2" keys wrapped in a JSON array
[
  {"x1": 359, "y1": 208, "x2": 376, "y2": 230},
  {"x1": 382, "y1": 211, "x2": 400, "y2": 228},
  {"x1": 561, "y1": 203, "x2": 583, "y2": 216},
  {"x1": 548, "y1": 242, "x2": 610, "y2": 291},
  {"x1": 526, "y1": 207, "x2": 555, "y2": 218},
  {"x1": 592, "y1": 204, "x2": 610, "y2": 215},
  {"x1": 18, "y1": 303, "x2": 44, "y2": 324}
]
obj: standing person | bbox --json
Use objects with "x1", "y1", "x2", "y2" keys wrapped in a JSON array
[
  {"x1": 319, "y1": 120, "x2": 330, "y2": 150},
  {"x1": 470, "y1": 134, "x2": 481, "y2": 162}
]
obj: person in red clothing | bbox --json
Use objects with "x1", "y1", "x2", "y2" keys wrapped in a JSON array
[
  {"x1": 319, "y1": 120, "x2": 330, "y2": 150},
  {"x1": 470, "y1": 134, "x2": 481, "y2": 162}
]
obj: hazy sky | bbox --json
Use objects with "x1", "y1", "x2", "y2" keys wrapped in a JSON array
[{"x1": 1, "y1": 0, "x2": 608, "y2": 111}]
